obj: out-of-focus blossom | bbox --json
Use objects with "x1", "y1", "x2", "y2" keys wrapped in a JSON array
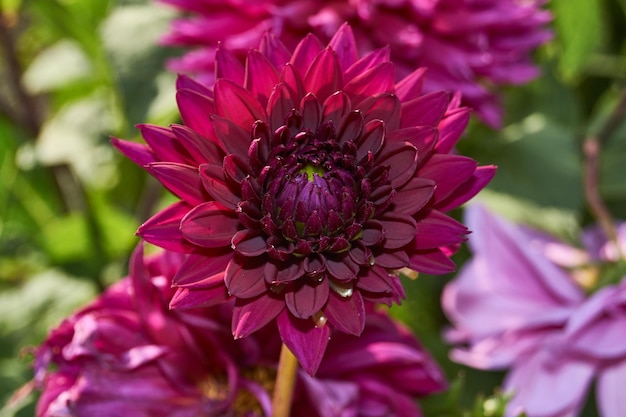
[
  {"x1": 442, "y1": 204, "x2": 626, "y2": 417},
  {"x1": 33, "y1": 244, "x2": 446, "y2": 417},
  {"x1": 159, "y1": 0, "x2": 552, "y2": 127},
  {"x1": 113, "y1": 25, "x2": 494, "y2": 373}
]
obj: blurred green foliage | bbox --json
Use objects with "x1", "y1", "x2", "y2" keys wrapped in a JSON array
[{"x1": 0, "y1": 0, "x2": 625, "y2": 416}]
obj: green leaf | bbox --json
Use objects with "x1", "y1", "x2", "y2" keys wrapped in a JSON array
[
  {"x1": 552, "y1": 0, "x2": 607, "y2": 81},
  {"x1": 40, "y1": 214, "x2": 91, "y2": 262}
]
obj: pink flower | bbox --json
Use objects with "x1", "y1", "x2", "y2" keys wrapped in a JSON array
[
  {"x1": 159, "y1": 0, "x2": 552, "y2": 127},
  {"x1": 442, "y1": 204, "x2": 626, "y2": 417},
  {"x1": 113, "y1": 25, "x2": 495, "y2": 374},
  {"x1": 33, "y1": 244, "x2": 446, "y2": 417}
]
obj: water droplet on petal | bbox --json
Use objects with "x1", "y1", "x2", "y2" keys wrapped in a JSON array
[
  {"x1": 312, "y1": 311, "x2": 327, "y2": 328},
  {"x1": 329, "y1": 280, "x2": 353, "y2": 298}
]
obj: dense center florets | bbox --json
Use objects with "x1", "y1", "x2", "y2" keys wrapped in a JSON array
[{"x1": 236, "y1": 104, "x2": 392, "y2": 266}]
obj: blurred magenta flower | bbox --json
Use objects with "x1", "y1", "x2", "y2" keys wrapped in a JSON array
[
  {"x1": 113, "y1": 25, "x2": 494, "y2": 373},
  {"x1": 442, "y1": 204, "x2": 626, "y2": 417},
  {"x1": 34, "y1": 244, "x2": 446, "y2": 417},
  {"x1": 159, "y1": 0, "x2": 552, "y2": 127}
]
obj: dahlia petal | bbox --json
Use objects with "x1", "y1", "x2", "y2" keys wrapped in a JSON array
[
  {"x1": 395, "y1": 67, "x2": 427, "y2": 102},
  {"x1": 356, "y1": 266, "x2": 394, "y2": 294},
  {"x1": 245, "y1": 49, "x2": 279, "y2": 106},
  {"x1": 380, "y1": 213, "x2": 417, "y2": 249},
  {"x1": 435, "y1": 107, "x2": 471, "y2": 154},
  {"x1": 322, "y1": 91, "x2": 352, "y2": 125},
  {"x1": 180, "y1": 201, "x2": 239, "y2": 248},
  {"x1": 214, "y1": 79, "x2": 266, "y2": 129},
  {"x1": 326, "y1": 255, "x2": 360, "y2": 282},
  {"x1": 597, "y1": 357, "x2": 626, "y2": 417},
  {"x1": 231, "y1": 229, "x2": 267, "y2": 257},
  {"x1": 224, "y1": 257, "x2": 267, "y2": 299},
  {"x1": 169, "y1": 286, "x2": 229, "y2": 310},
  {"x1": 303, "y1": 47, "x2": 342, "y2": 102},
  {"x1": 285, "y1": 280, "x2": 330, "y2": 319},
  {"x1": 419, "y1": 154, "x2": 477, "y2": 203},
  {"x1": 435, "y1": 165, "x2": 497, "y2": 212},
  {"x1": 138, "y1": 201, "x2": 195, "y2": 253},
  {"x1": 400, "y1": 91, "x2": 450, "y2": 128},
  {"x1": 265, "y1": 259, "x2": 305, "y2": 284},
  {"x1": 324, "y1": 290, "x2": 366, "y2": 336},
  {"x1": 135, "y1": 124, "x2": 190, "y2": 164},
  {"x1": 374, "y1": 250, "x2": 409, "y2": 269},
  {"x1": 176, "y1": 88, "x2": 216, "y2": 139},
  {"x1": 388, "y1": 126, "x2": 437, "y2": 162},
  {"x1": 290, "y1": 33, "x2": 324, "y2": 75},
  {"x1": 413, "y1": 211, "x2": 468, "y2": 250},
  {"x1": 344, "y1": 62, "x2": 395, "y2": 105},
  {"x1": 337, "y1": 111, "x2": 364, "y2": 145},
  {"x1": 355, "y1": 120, "x2": 384, "y2": 161},
  {"x1": 172, "y1": 252, "x2": 231, "y2": 288},
  {"x1": 327, "y1": 23, "x2": 358, "y2": 72},
  {"x1": 259, "y1": 33, "x2": 291, "y2": 71},
  {"x1": 361, "y1": 221, "x2": 384, "y2": 246},
  {"x1": 211, "y1": 114, "x2": 253, "y2": 158},
  {"x1": 300, "y1": 93, "x2": 322, "y2": 131},
  {"x1": 408, "y1": 249, "x2": 456, "y2": 275},
  {"x1": 110, "y1": 138, "x2": 156, "y2": 168},
  {"x1": 393, "y1": 177, "x2": 435, "y2": 214},
  {"x1": 280, "y1": 63, "x2": 305, "y2": 105},
  {"x1": 232, "y1": 295, "x2": 284, "y2": 339},
  {"x1": 344, "y1": 46, "x2": 390, "y2": 83},
  {"x1": 176, "y1": 73, "x2": 213, "y2": 98},
  {"x1": 375, "y1": 141, "x2": 418, "y2": 189},
  {"x1": 146, "y1": 162, "x2": 205, "y2": 206},
  {"x1": 200, "y1": 163, "x2": 241, "y2": 209},
  {"x1": 215, "y1": 44, "x2": 244, "y2": 85},
  {"x1": 267, "y1": 83, "x2": 296, "y2": 131},
  {"x1": 357, "y1": 93, "x2": 401, "y2": 130},
  {"x1": 222, "y1": 154, "x2": 251, "y2": 184},
  {"x1": 277, "y1": 309, "x2": 330, "y2": 376},
  {"x1": 170, "y1": 124, "x2": 224, "y2": 166}
]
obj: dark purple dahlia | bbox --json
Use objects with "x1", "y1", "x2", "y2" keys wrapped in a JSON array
[
  {"x1": 33, "y1": 244, "x2": 446, "y2": 416},
  {"x1": 159, "y1": 0, "x2": 552, "y2": 127},
  {"x1": 113, "y1": 24, "x2": 495, "y2": 374}
]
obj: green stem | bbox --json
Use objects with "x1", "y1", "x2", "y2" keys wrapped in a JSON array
[{"x1": 271, "y1": 343, "x2": 299, "y2": 417}]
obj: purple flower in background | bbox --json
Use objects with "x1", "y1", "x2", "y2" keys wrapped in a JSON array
[
  {"x1": 159, "y1": 0, "x2": 552, "y2": 127},
  {"x1": 113, "y1": 25, "x2": 494, "y2": 373},
  {"x1": 442, "y1": 204, "x2": 626, "y2": 417},
  {"x1": 33, "y1": 244, "x2": 446, "y2": 417}
]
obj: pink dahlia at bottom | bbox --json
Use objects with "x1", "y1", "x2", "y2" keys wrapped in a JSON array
[
  {"x1": 113, "y1": 24, "x2": 495, "y2": 374},
  {"x1": 33, "y1": 244, "x2": 446, "y2": 417},
  {"x1": 159, "y1": 0, "x2": 552, "y2": 127},
  {"x1": 442, "y1": 204, "x2": 626, "y2": 417}
]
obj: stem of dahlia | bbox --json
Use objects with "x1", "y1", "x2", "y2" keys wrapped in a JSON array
[
  {"x1": 271, "y1": 343, "x2": 299, "y2": 417},
  {"x1": 582, "y1": 89, "x2": 626, "y2": 258}
]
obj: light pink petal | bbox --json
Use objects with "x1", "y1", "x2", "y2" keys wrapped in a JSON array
[{"x1": 597, "y1": 357, "x2": 626, "y2": 417}]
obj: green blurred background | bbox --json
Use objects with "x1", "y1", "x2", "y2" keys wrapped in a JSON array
[{"x1": 1, "y1": 0, "x2": 625, "y2": 416}]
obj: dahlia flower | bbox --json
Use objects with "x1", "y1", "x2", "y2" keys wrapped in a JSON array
[
  {"x1": 442, "y1": 204, "x2": 626, "y2": 417},
  {"x1": 33, "y1": 244, "x2": 446, "y2": 417},
  {"x1": 159, "y1": 0, "x2": 552, "y2": 127},
  {"x1": 113, "y1": 24, "x2": 494, "y2": 374}
]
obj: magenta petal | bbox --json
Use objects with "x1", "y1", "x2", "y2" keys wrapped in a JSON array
[
  {"x1": 176, "y1": 88, "x2": 216, "y2": 139},
  {"x1": 290, "y1": 34, "x2": 324, "y2": 75},
  {"x1": 322, "y1": 91, "x2": 352, "y2": 125},
  {"x1": 435, "y1": 107, "x2": 471, "y2": 154},
  {"x1": 267, "y1": 83, "x2": 296, "y2": 131},
  {"x1": 394, "y1": 67, "x2": 427, "y2": 102},
  {"x1": 169, "y1": 286, "x2": 229, "y2": 310},
  {"x1": 146, "y1": 162, "x2": 205, "y2": 206},
  {"x1": 419, "y1": 154, "x2": 477, "y2": 203},
  {"x1": 176, "y1": 73, "x2": 213, "y2": 98},
  {"x1": 303, "y1": 48, "x2": 342, "y2": 102},
  {"x1": 597, "y1": 357, "x2": 626, "y2": 417},
  {"x1": 244, "y1": 49, "x2": 279, "y2": 106},
  {"x1": 214, "y1": 79, "x2": 266, "y2": 129},
  {"x1": 232, "y1": 295, "x2": 284, "y2": 338},
  {"x1": 110, "y1": 137, "x2": 156, "y2": 168},
  {"x1": 400, "y1": 91, "x2": 450, "y2": 128},
  {"x1": 408, "y1": 249, "x2": 456, "y2": 275},
  {"x1": 374, "y1": 250, "x2": 409, "y2": 269},
  {"x1": 344, "y1": 46, "x2": 390, "y2": 83},
  {"x1": 435, "y1": 165, "x2": 497, "y2": 212},
  {"x1": 215, "y1": 45, "x2": 244, "y2": 85},
  {"x1": 326, "y1": 255, "x2": 359, "y2": 281},
  {"x1": 200, "y1": 163, "x2": 241, "y2": 209},
  {"x1": 413, "y1": 210, "x2": 468, "y2": 250},
  {"x1": 327, "y1": 23, "x2": 358, "y2": 72},
  {"x1": 170, "y1": 124, "x2": 224, "y2": 165},
  {"x1": 231, "y1": 230, "x2": 267, "y2": 257},
  {"x1": 355, "y1": 120, "x2": 384, "y2": 162},
  {"x1": 224, "y1": 257, "x2": 267, "y2": 299},
  {"x1": 138, "y1": 201, "x2": 195, "y2": 253},
  {"x1": 375, "y1": 141, "x2": 418, "y2": 189},
  {"x1": 344, "y1": 62, "x2": 395, "y2": 105},
  {"x1": 180, "y1": 201, "x2": 239, "y2": 248},
  {"x1": 136, "y1": 124, "x2": 187, "y2": 165},
  {"x1": 380, "y1": 213, "x2": 417, "y2": 249},
  {"x1": 259, "y1": 33, "x2": 291, "y2": 71},
  {"x1": 356, "y1": 266, "x2": 394, "y2": 294},
  {"x1": 393, "y1": 177, "x2": 435, "y2": 214},
  {"x1": 324, "y1": 290, "x2": 365, "y2": 336},
  {"x1": 358, "y1": 93, "x2": 401, "y2": 130},
  {"x1": 211, "y1": 114, "x2": 253, "y2": 158},
  {"x1": 285, "y1": 280, "x2": 330, "y2": 319},
  {"x1": 172, "y1": 252, "x2": 231, "y2": 288},
  {"x1": 277, "y1": 309, "x2": 330, "y2": 376}
]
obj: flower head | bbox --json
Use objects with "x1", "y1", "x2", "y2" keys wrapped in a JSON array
[
  {"x1": 113, "y1": 25, "x2": 494, "y2": 374},
  {"x1": 442, "y1": 205, "x2": 626, "y2": 417},
  {"x1": 34, "y1": 244, "x2": 446, "y2": 417},
  {"x1": 159, "y1": 0, "x2": 552, "y2": 127}
]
